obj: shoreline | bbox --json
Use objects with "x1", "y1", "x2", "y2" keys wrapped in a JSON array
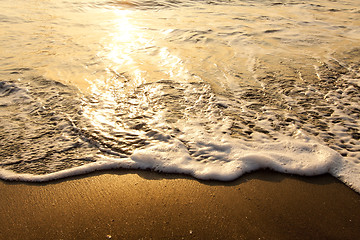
[{"x1": 1, "y1": 169, "x2": 359, "y2": 239}]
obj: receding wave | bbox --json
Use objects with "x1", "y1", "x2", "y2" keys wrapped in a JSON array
[
  {"x1": 0, "y1": 77, "x2": 98, "y2": 174},
  {"x1": 0, "y1": 63, "x2": 359, "y2": 191}
]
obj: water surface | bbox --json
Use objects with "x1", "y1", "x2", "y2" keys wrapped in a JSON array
[{"x1": 0, "y1": 0, "x2": 360, "y2": 191}]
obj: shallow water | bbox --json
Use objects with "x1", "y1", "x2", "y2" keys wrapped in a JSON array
[{"x1": 0, "y1": 0, "x2": 359, "y2": 191}]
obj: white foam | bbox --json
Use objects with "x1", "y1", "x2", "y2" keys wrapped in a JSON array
[
  {"x1": 0, "y1": 159, "x2": 136, "y2": 182},
  {"x1": 130, "y1": 120, "x2": 341, "y2": 179},
  {"x1": 1, "y1": 115, "x2": 353, "y2": 192},
  {"x1": 1, "y1": 79, "x2": 358, "y2": 193}
]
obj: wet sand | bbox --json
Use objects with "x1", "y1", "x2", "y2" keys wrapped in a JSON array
[{"x1": 0, "y1": 170, "x2": 359, "y2": 240}]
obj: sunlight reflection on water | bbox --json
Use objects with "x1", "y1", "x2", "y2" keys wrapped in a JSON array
[{"x1": 0, "y1": 0, "x2": 360, "y2": 191}]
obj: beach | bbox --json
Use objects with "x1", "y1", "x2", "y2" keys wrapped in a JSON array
[
  {"x1": 1, "y1": 1, "x2": 360, "y2": 239},
  {"x1": 1, "y1": 170, "x2": 359, "y2": 240}
]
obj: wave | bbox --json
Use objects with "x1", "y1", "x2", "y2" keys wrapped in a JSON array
[{"x1": 0, "y1": 72, "x2": 359, "y2": 192}]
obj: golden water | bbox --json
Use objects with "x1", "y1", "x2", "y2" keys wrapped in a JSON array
[{"x1": 0, "y1": 0, "x2": 360, "y2": 190}]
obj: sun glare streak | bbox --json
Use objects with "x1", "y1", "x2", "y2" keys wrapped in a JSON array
[
  {"x1": 83, "y1": 9, "x2": 151, "y2": 132},
  {"x1": 100, "y1": 8, "x2": 195, "y2": 86},
  {"x1": 83, "y1": 6, "x2": 200, "y2": 136},
  {"x1": 102, "y1": 9, "x2": 154, "y2": 87}
]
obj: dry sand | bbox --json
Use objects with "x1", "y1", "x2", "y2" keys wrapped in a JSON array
[{"x1": 0, "y1": 170, "x2": 359, "y2": 240}]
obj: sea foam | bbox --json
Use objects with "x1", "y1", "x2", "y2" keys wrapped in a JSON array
[
  {"x1": 0, "y1": 120, "x2": 345, "y2": 189},
  {"x1": 0, "y1": 76, "x2": 359, "y2": 193}
]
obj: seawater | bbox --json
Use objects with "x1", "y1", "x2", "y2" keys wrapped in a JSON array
[{"x1": 0, "y1": 0, "x2": 360, "y2": 192}]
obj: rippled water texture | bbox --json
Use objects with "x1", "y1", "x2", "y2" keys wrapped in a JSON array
[{"x1": 0, "y1": 0, "x2": 359, "y2": 191}]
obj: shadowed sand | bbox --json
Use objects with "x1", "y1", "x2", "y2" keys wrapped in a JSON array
[{"x1": 0, "y1": 170, "x2": 359, "y2": 240}]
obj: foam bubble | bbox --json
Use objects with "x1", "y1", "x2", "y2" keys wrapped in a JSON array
[{"x1": 0, "y1": 76, "x2": 359, "y2": 193}]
